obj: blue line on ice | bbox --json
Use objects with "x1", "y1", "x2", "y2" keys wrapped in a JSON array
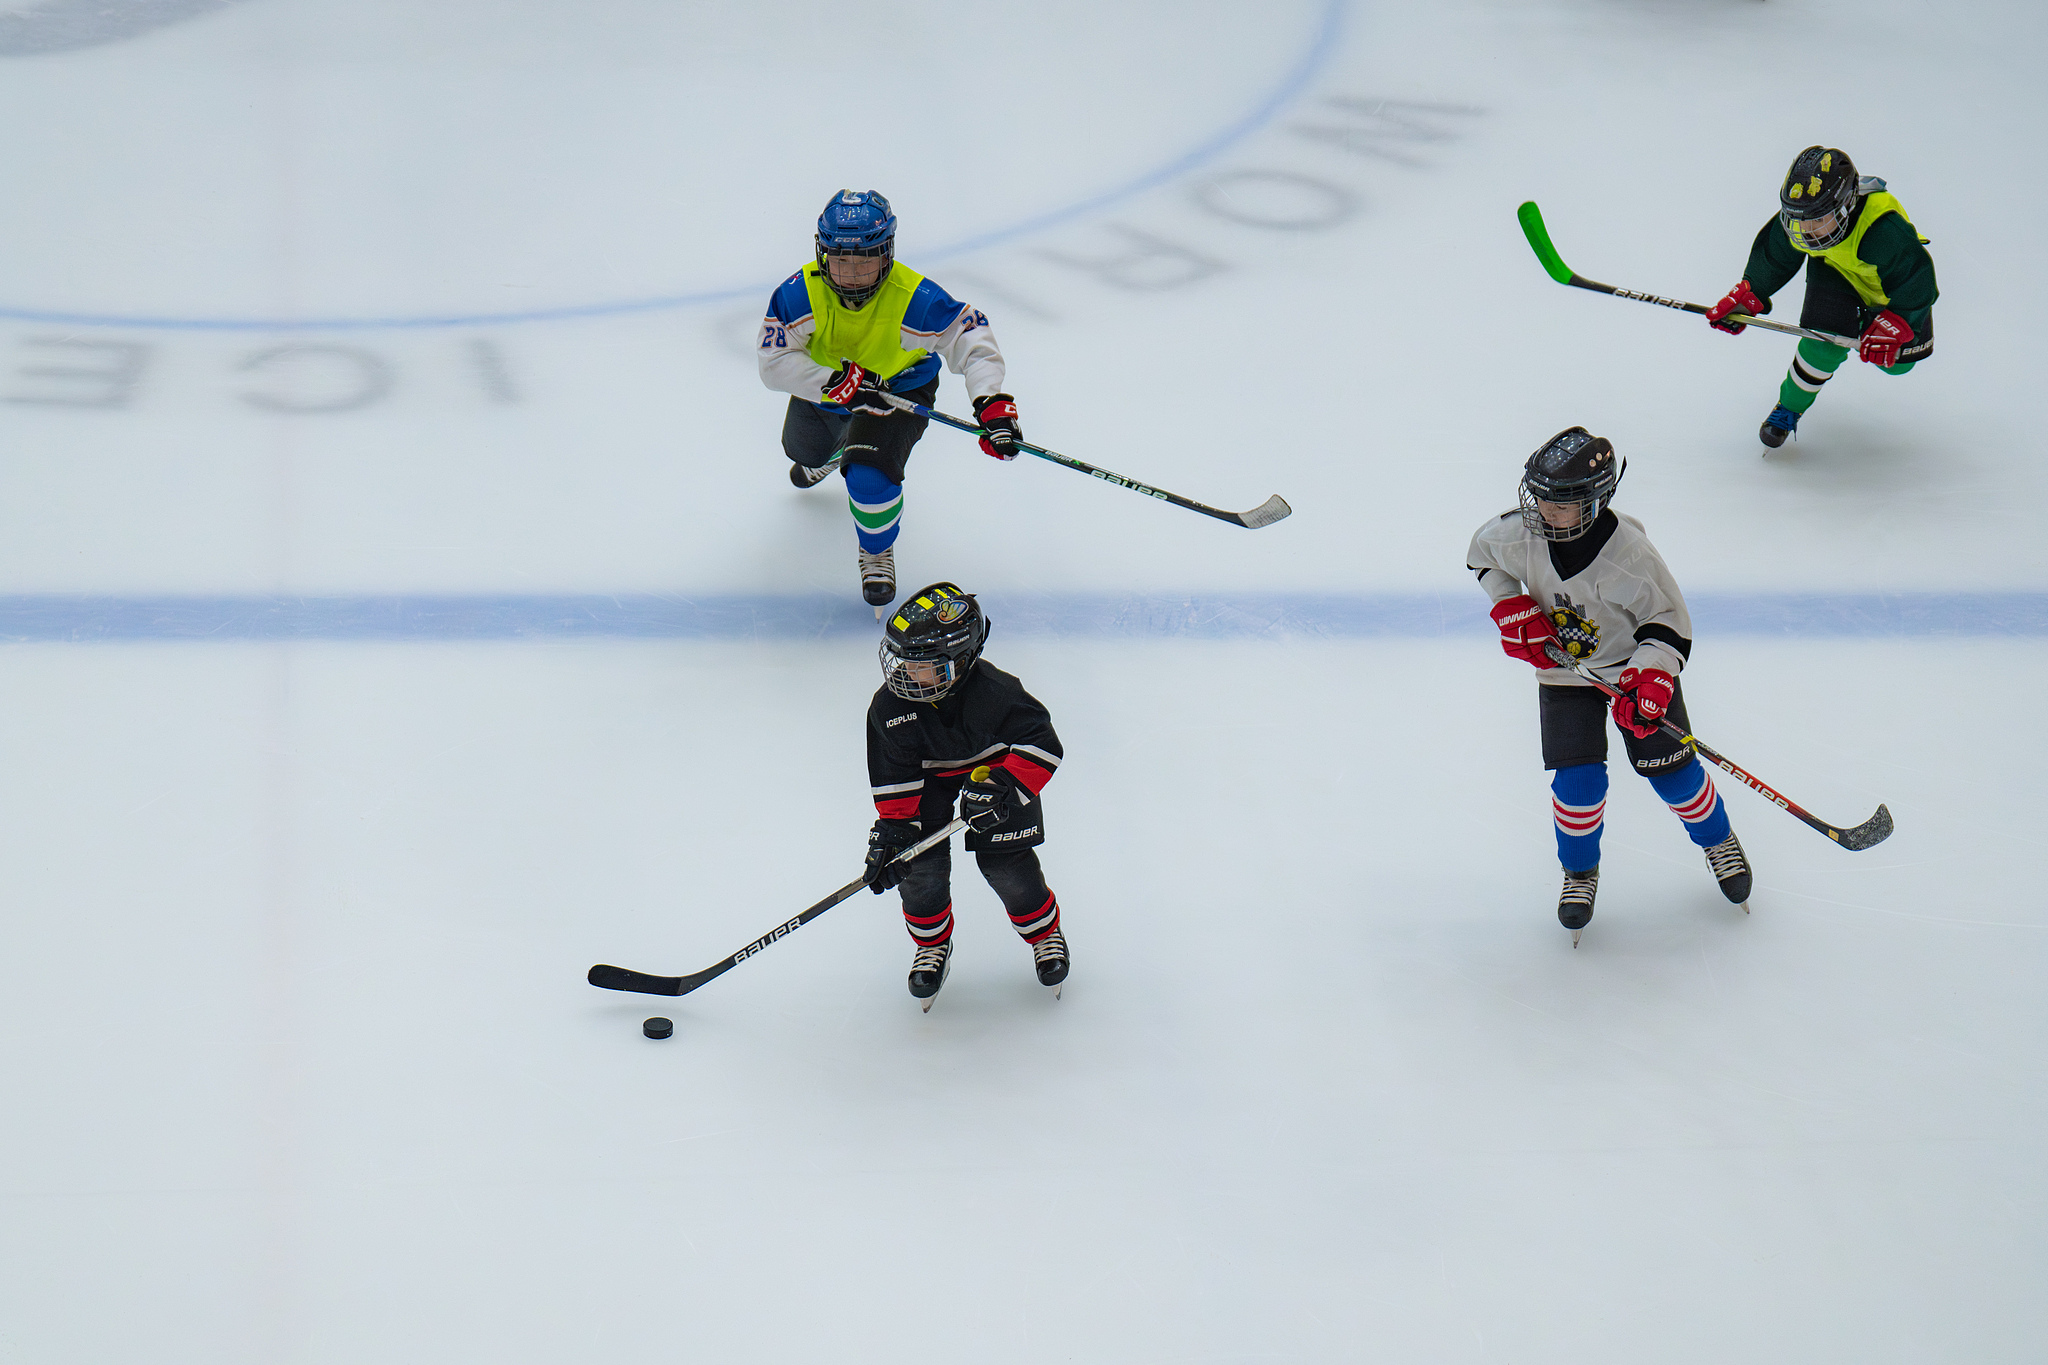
[
  {"x1": 2, "y1": 591, "x2": 2042, "y2": 643},
  {"x1": 0, "y1": 0, "x2": 1346, "y2": 333}
]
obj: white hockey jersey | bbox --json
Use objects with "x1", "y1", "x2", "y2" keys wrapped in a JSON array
[{"x1": 1466, "y1": 508, "x2": 1692, "y2": 688}]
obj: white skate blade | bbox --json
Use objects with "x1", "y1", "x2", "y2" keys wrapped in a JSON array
[
  {"x1": 1052, "y1": 982, "x2": 1062, "y2": 1000},
  {"x1": 920, "y1": 995, "x2": 936, "y2": 1013},
  {"x1": 1571, "y1": 928, "x2": 1583, "y2": 948},
  {"x1": 875, "y1": 604, "x2": 884, "y2": 620}
]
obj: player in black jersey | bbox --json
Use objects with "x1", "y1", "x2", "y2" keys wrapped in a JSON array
[{"x1": 862, "y1": 583, "x2": 1068, "y2": 1004}]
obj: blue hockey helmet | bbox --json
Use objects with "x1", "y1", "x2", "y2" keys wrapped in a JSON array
[{"x1": 815, "y1": 189, "x2": 897, "y2": 308}]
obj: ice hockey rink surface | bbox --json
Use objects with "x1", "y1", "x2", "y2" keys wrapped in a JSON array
[{"x1": 2, "y1": 1, "x2": 2044, "y2": 1361}]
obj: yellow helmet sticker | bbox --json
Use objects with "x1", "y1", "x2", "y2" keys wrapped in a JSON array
[
  {"x1": 1820, "y1": 152, "x2": 1832, "y2": 172},
  {"x1": 914, "y1": 596, "x2": 933, "y2": 609},
  {"x1": 892, "y1": 614, "x2": 909, "y2": 629},
  {"x1": 1788, "y1": 183, "x2": 1803, "y2": 200},
  {"x1": 1808, "y1": 175, "x2": 1823, "y2": 195}
]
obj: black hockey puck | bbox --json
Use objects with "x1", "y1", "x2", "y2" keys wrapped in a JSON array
[{"x1": 643, "y1": 1017, "x2": 673, "y2": 1040}]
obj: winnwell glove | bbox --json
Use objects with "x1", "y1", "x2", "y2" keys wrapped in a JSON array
[
  {"x1": 1490, "y1": 594, "x2": 1560, "y2": 669},
  {"x1": 959, "y1": 767, "x2": 1027, "y2": 832},
  {"x1": 1705, "y1": 280, "x2": 1767, "y2": 335},
  {"x1": 1858, "y1": 309, "x2": 1913, "y2": 366},
  {"x1": 863, "y1": 819, "x2": 921, "y2": 893},
  {"x1": 1611, "y1": 666, "x2": 1676, "y2": 740},
  {"x1": 971, "y1": 393, "x2": 1022, "y2": 460}
]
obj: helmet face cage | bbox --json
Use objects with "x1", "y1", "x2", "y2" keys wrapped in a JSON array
[
  {"x1": 1778, "y1": 146, "x2": 1859, "y2": 252},
  {"x1": 816, "y1": 189, "x2": 896, "y2": 309},
  {"x1": 878, "y1": 637, "x2": 959, "y2": 702},
  {"x1": 1518, "y1": 427, "x2": 1621, "y2": 543}
]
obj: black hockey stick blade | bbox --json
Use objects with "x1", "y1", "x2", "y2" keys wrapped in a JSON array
[
  {"x1": 588, "y1": 962, "x2": 691, "y2": 996},
  {"x1": 1832, "y1": 802, "x2": 1894, "y2": 851}
]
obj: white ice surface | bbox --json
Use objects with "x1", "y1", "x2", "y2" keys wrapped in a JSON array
[{"x1": 2, "y1": 1, "x2": 2046, "y2": 1362}]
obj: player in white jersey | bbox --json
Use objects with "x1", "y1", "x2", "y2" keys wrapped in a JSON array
[{"x1": 1467, "y1": 427, "x2": 1753, "y2": 943}]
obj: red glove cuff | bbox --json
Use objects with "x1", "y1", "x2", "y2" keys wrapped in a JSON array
[
  {"x1": 1859, "y1": 310, "x2": 1912, "y2": 366},
  {"x1": 1490, "y1": 594, "x2": 1559, "y2": 669}
]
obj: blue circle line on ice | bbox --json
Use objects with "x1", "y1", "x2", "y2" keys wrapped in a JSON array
[
  {"x1": 0, "y1": 0, "x2": 1347, "y2": 334},
  {"x1": 1, "y1": 592, "x2": 2044, "y2": 643}
]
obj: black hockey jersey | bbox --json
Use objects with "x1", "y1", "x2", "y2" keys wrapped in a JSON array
[{"x1": 866, "y1": 661, "x2": 1063, "y2": 824}]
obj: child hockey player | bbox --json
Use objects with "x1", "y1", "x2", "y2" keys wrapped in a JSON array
[
  {"x1": 1467, "y1": 427, "x2": 1754, "y2": 944},
  {"x1": 1705, "y1": 146, "x2": 1937, "y2": 450},
  {"x1": 758, "y1": 191, "x2": 1022, "y2": 611},
  {"x1": 861, "y1": 582, "x2": 1068, "y2": 1006}
]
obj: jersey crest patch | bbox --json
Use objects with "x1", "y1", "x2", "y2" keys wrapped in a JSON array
[{"x1": 1548, "y1": 593, "x2": 1600, "y2": 660}]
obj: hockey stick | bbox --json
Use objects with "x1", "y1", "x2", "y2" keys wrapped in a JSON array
[
  {"x1": 589, "y1": 814, "x2": 970, "y2": 997},
  {"x1": 1517, "y1": 201, "x2": 1862, "y2": 349},
  {"x1": 876, "y1": 392, "x2": 1291, "y2": 529},
  {"x1": 1542, "y1": 643, "x2": 1893, "y2": 850}
]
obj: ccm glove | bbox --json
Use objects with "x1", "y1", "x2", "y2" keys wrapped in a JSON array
[
  {"x1": 960, "y1": 767, "x2": 1029, "y2": 833},
  {"x1": 1611, "y1": 666, "x2": 1676, "y2": 740},
  {"x1": 1705, "y1": 280, "x2": 1767, "y2": 335},
  {"x1": 1858, "y1": 309, "x2": 1913, "y2": 366},
  {"x1": 1490, "y1": 594, "x2": 1559, "y2": 669},
  {"x1": 863, "y1": 819, "x2": 922, "y2": 893},
  {"x1": 822, "y1": 361, "x2": 887, "y2": 409},
  {"x1": 971, "y1": 393, "x2": 1022, "y2": 460}
]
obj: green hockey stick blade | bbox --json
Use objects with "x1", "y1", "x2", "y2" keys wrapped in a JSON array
[{"x1": 1517, "y1": 201, "x2": 1576, "y2": 285}]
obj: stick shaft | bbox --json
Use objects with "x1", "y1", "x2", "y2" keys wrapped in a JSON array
[
  {"x1": 587, "y1": 818, "x2": 968, "y2": 997},
  {"x1": 1516, "y1": 200, "x2": 1860, "y2": 348},
  {"x1": 877, "y1": 394, "x2": 1289, "y2": 528},
  {"x1": 1538, "y1": 644, "x2": 1885, "y2": 847}
]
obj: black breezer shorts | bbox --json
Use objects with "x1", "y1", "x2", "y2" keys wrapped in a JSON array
[
  {"x1": 915, "y1": 774, "x2": 1045, "y2": 853},
  {"x1": 1800, "y1": 257, "x2": 1934, "y2": 362},
  {"x1": 780, "y1": 379, "x2": 939, "y2": 485},
  {"x1": 1539, "y1": 680, "x2": 1696, "y2": 776}
]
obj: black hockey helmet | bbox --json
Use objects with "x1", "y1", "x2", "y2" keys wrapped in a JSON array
[
  {"x1": 879, "y1": 582, "x2": 988, "y2": 702},
  {"x1": 1519, "y1": 426, "x2": 1622, "y2": 542},
  {"x1": 1778, "y1": 146, "x2": 1860, "y2": 252}
]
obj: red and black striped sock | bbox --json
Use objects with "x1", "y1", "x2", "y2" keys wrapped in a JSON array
[
  {"x1": 1007, "y1": 890, "x2": 1060, "y2": 945},
  {"x1": 904, "y1": 902, "x2": 953, "y2": 947}
]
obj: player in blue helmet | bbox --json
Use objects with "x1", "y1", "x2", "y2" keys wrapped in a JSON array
[{"x1": 758, "y1": 190, "x2": 1022, "y2": 613}]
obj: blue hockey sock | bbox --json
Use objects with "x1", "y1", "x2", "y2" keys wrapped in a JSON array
[
  {"x1": 845, "y1": 462, "x2": 903, "y2": 552},
  {"x1": 1647, "y1": 759, "x2": 1731, "y2": 847},
  {"x1": 1550, "y1": 762, "x2": 1607, "y2": 871}
]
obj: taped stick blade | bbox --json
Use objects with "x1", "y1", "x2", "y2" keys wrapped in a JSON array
[
  {"x1": 1835, "y1": 803, "x2": 1895, "y2": 852},
  {"x1": 1237, "y1": 495, "x2": 1292, "y2": 529},
  {"x1": 1517, "y1": 201, "x2": 1576, "y2": 285}
]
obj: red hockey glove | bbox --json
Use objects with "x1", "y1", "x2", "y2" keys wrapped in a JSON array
[
  {"x1": 1490, "y1": 594, "x2": 1559, "y2": 669},
  {"x1": 1611, "y1": 667, "x2": 1675, "y2": 740},
  {"x1": 971, "y1": 393, "x2": 1022, "y2": 460},
  {"x1": 1705, "y1": 280, "x2": 1766, "y2": 335},
  {"x1": 821, "y1": 361, "x2": 885, "y2": 408},
  {"x1": 1858, "y1": 309, "x2": 1913, "y2": 366}
]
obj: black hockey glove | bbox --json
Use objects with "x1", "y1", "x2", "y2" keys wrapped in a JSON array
[
  {"x1": 822, "y1": 362, "x2": 891, "y2": 414},
  {"x1": 960, "y1": 767, "x2": 1030, "y2": 833},
  {"x1": 864, "y1": 818, "x2": 922, "y2": 893},
  {"x1": 971, "y1": 393, "x2": 1022, "y2": 460}
]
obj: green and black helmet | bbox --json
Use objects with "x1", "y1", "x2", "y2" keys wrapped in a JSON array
[
  {"x1": 1778, "y1": 145, "x2": 1860, "y2": 252},
  {"x1": 879, "y1": 582, "x2": 988, "y2": 702}
]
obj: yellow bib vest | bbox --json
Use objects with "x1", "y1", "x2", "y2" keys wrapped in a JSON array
[
  {"x1": 800, "y1": 262, "x2": 930, "y2": 383},
  {"x1": 1791, "y1": 191, "x2": 1921, "y2": 307}
]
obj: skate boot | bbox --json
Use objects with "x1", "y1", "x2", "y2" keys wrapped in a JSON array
[
  {"x1": 789, "y1": 454, "x2": 839, "y2": 489},
  {"x1": 859, "y1": 546, "x2": 896, "y2": 615},
  {"x1": 908, "y1": 939, "x2": 952, "y2": 1011},
  {"x1": 1031, "y1": 928, "x2": 1069, "y2": 997},
  {"x1": 1759, "y1": 404, "x2": 1799, "y2": 450},
  {"x1": 1558, "y1": 866, "x2": 1598, "y2": 947},
  {"x1": 1703, "y1": 831, "x2": 1753, "y2": 909}
]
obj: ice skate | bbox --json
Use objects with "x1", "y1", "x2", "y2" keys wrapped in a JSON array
[
  {"x1": 1031, "y1": 928, "x2": 1069, "y2": 998},
  {"x1": 1558, "y1": 866, "x2": 1598, "y2": 946},
  {"x1": 1759, "y1": 404, "x2": 1799, "y2": 450},
  {"x1": 909, "y1": 939, "x2": 952, "y2": 1010},
  {"x1": 1703, "y1": 831, "x2": 1753, "y2": 909},
  {"x1": 859, "y1": 547, "x2": 896, "y2": 616},
  {"x1": 790, "y1": 454, "x2": 839, "y2": 489}
]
